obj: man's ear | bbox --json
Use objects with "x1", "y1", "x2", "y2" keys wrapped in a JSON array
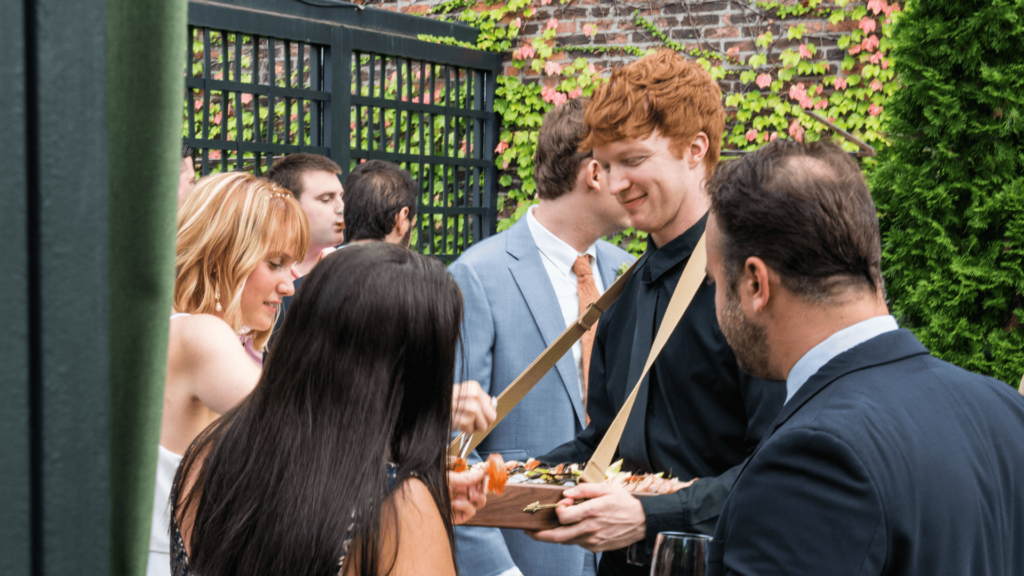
[
  {"x1": 739, "y1": 256, "x2": 772, "y2": 315},
  {"x1": 688, "y1": 132, "x2": 710, "y2": 168},
  {"x1": 585, "y1": 159, "x2": 602, "y2": 192},
  {"x1": 394, "y1": 206, "x2": 411, "y2": 236}
]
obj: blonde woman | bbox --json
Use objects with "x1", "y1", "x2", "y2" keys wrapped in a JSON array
[{"x1": 147, "y1": 172, "x2": 309, "y2": 576}]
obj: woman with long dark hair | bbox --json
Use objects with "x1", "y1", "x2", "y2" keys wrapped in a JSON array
[{"x1": 172, "y1": 243, "x2": 469, "y2": 576}]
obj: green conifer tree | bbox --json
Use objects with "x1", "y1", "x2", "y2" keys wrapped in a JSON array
[{"x1": 871, "y1": 0, "x2": 1024, "y2": 385}]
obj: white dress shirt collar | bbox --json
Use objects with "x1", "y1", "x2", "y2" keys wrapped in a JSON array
[
  {"x1": 785, "y1": 315, "x2": 899, "y2": 403},
  {"x1": 526, "y1": 205, "x2": 599, "y2": 280}
]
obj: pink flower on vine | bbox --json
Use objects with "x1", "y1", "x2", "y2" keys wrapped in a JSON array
[
  {"x1": 799, "y1": 44, "x2": 812, "y2": 59},
  {"x1": 799, "y1": 96, "x2": 814, "y2": 109},
  {"x1": 384, "y1": 120, "x2": 391, "y2": 128},
  {"x1": 194, "y1": 99, "x2": 203, "y2": 110},
  {"x1": 745, "y1": 129, "x2": 758, "y2": 142},
  {"x1": 788, "y1": 119, "x2": 805, "y2": 143},
  {"x1": 867, "y1": 0, "x2": 887, "y2": 15},
  {"x1": 545, "y1": 61, "x2": 563, "y2": 76},
  {"x1": 546, "y1": 18, "x2": 558, "y2": 31},
  {"x1": 869, "y1": 79, "x2": 884, "y2": 92},
  {"x1": 541, "y1": 0, "x2": 552, "y2": 5},
  {"x1": 588, "y1": 63, "x2": 597, "y2": 74},
  {"x1": 514, "y1": 44, "x2": 536, "y2": 61},
  {"x1": 241, "y1": 94, "x2": 252, "y2": 104},
  {"x1": 885, "y1": 3, "x2": 901, "y2": 17},
  {"x1": 514, "y1": 17, "x2": 522, "y2": 28},
  {"x1": 756, "y1": 73, "x2": 772, "y2": 89},
  {"x1": 568, "y1": 88, "x2": 583, "y2": 99},
  {"x1": 862, "y1": 35, "x2": 880, "y2": 52},
  {"x1": 213, "y1": 112, "x2": 222, "y2": 125},
  {"x1": 833, "y1": 76, "x2": 848, "y2": 90},
  {"x1": 583, "y1": 24, "x2": 594, "y2": 36},
  {"x1": 881, "y1": 59, "x2": 889, "y2": 70},
  {"x1": 495, "y1": 140, "x2": 509, "y2": 154},
  {"x1": 868, "y1": 103, "x2": 884, "y2": 116},
  {"x1": 814, "y1": 99, "x2": 828, "y2": 110},
  {"x1": 849, "y1": 44, "x2": 862, "y2": 55},
  {"x1": 350, "y1": 122, "x2": 356, "y2": 131},
  {"x1": 209, "y1": 150, "x2": 222, "y2": 160},
  {"x1": 859, "y1": 17, "x2": 876, "y2": 34},
  {"x1": 789, "y1": 83, "x2": 807, "y2": 101},
  {"x1": 770, "y1": 132, "x2": 779, "y2": 141},
  {"x1": 870, "y1": 52, "x2": 884, "y2": 65}
]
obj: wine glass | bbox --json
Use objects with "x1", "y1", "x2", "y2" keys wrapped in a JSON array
[{"x1": 649, "y1": 531, "x2": 712, "y2": 576}]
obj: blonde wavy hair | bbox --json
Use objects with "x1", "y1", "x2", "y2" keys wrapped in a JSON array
[{"x1": 174, "y1": 171, "x2": 310, "y2": 351}]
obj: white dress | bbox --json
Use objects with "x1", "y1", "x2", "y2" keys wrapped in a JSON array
[
  {"x1": 146, "y1": 444, "x2": 184, "y2": 576},
  {"x1": 147, "y1": 313, "x2": 189, "y2": 576}
]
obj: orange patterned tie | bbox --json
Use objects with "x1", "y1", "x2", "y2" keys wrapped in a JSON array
[{"x1": 572, "y1": 255, "x2": 600, "y2": 423}]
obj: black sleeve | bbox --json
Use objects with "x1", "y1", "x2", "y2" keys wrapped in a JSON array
[{"x1": 639, "y1": 373, "x2": 786, "y2": 554}]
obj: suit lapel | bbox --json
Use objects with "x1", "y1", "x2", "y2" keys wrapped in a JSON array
[
  {"x1": 733, "y1": 329, "x2": 930, "y2": 481},
  {"x1": 506, "y1": 220, "x2": 587, "y2": 427},
  {"x1": 594, "y1": 241, "x2": 623, "y2": 288}
]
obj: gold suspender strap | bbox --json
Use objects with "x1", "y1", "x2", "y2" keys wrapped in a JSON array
[
  {"x1": 579, "y1": 233, "x2": 707, "y2": 484},
  {"x1": 449, "y1": 259, "x2": 640, "y2": 457}
]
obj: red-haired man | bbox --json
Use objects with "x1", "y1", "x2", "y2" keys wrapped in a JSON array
[{"x1": 532, "y1": 50, "x2": 786, "y2": 576}]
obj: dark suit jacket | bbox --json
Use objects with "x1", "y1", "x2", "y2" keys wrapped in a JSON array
[{"x1": 709, "y1": 329, "x2": 1024, "y2": 576}]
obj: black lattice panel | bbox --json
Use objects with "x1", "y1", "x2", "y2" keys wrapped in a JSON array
[
  {"x1": 185, "y1": 27, "x2": 329, "y2": 175},
  {"x1": 349, "y1": 51, "x2": 491, "y2": 262}
]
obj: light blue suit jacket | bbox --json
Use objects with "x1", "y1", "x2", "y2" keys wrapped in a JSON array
[{"x1": 449, "y1": 218, "x2": 635, "y2": 576}]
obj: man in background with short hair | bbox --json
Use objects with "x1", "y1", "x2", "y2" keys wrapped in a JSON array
[
  {"x1": 451, "y1": 98, "x2": 634, "y2": 576},
  {"x1": 341, "y1": 159, "x2": 418, "y2": 247},
  {"x1": 704, "y1": 139, "x2": 1024, "y2": 576},
  {"x1": 266, "y1": 153, "x2": 345, "y2": 277}
]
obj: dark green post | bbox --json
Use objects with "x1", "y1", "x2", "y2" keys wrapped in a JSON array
[{"x1": 1, "y1": 0, "x2": 184, "y2": 574}]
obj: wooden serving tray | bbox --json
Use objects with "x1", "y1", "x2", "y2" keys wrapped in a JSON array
[{"x1": 463, "y1": 483, "x2": 652, "y2": 531}]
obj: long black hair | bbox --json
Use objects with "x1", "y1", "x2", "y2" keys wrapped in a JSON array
[{"x1": 175, "y1": 243, "x2": 462, "y2": 576}]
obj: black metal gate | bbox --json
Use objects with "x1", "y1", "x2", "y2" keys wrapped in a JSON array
[{"x1": 184, "y1": 0, "x2": 502, "y2": 261}]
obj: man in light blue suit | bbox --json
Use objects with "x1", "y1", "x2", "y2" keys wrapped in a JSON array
[{"x1": 450, "y1": 99, "x2": 635, "y2": 576}]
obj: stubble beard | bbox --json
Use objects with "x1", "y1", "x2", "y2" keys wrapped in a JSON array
[{"x1": 719, "y1": 286, "x2": 773, "y2": 380}]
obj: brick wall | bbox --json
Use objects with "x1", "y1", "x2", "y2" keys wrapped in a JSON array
[{"x1": 360, "y1": 0, "x2": 865, "y2": 97}]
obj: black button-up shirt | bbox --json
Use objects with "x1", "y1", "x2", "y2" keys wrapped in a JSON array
[{"x1": 540, "y1": 214, "x2": 786, "y2": 576}]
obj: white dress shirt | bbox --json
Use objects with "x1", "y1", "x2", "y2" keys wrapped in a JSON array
[
  {"x1": 526, "y1": 205, "x2": 606, "y2": 401},
  {"x1": 785, "y1": 315, "x2": 899, "y2": 403}
]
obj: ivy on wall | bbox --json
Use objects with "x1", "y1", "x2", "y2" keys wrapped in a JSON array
[{"x1": 422, "y1": 0, "x2": 901, "y2": 255}]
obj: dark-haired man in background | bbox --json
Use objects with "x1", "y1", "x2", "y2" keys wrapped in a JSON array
[
  {"x1": 266, "y1": 153, "x2": 345, "y2": 277},
  {"x1": 451, "y1": 98, "x2": 634, "y2": 576},
  {"x1": 341, "y1": 159, "x2": 418, "y2": 247},
  {"x1": 704, "y1": 140, "x2": 1024, "y2": 575}
]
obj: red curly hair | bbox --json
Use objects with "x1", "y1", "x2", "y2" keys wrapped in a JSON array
[{"x1": 580, "y1": 50, "x2": 726, "y2": 174}]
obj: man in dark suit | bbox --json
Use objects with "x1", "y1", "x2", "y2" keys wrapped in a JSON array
[{"x1": 704, "y1": 139, "x2": 1024, "y2": 575}]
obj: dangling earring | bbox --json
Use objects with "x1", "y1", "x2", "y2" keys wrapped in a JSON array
[{"x1": 215, "y1": 287, "x2": 223, "y2": 312}]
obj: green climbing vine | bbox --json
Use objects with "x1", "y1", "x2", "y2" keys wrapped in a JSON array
[{"x1": 419, "y1": 0, "x2": 901, "y2": 256}]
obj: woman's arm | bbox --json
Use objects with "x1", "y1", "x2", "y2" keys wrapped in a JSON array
[{"x1": 172, "y1": 314, "x2": 261, "y2": 414}]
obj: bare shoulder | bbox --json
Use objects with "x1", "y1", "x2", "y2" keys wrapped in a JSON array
[
  {"x1": 389, "y1": 478, "x2": 455, "y2": 576},
  {"x1": 169, "y1": 314, "x2": 241, "y2": 360}
]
